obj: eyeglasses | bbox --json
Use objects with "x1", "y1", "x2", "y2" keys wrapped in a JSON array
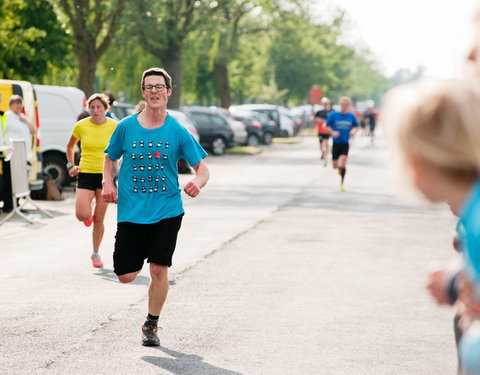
[{"x1": 143, "y1": 84, "x2": 167, "y2": 92}]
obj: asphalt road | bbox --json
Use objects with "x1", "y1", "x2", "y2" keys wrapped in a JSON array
[{"x1": 0, "y1": 133, "x2": 457, "y2": 374}]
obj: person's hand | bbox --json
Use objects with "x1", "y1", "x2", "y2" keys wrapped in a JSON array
[
  {"x1": 184, "y1": 179, "x2": 201, "y2": 198},
  {"x1": 68, "y1": 166, "x2": 80, "y2": 177},
  {"x1": 331, "y1": 130, "x2": 340, "y2": 138},
  {"x1": 102, "y1": 180, "x2": 117, "y2": 203},
  {"x1": 426, "y1": 269, "x2": 452, "y2": 305}
]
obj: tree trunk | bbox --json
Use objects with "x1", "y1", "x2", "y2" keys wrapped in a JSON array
[
  {"x1": 163, "y1": 45, "x2": 182, "y2": 109},
  {"x1": 77, "y1": 52, "x2": 97, "y2": 97},
  {"x1": 213, "y1": 61, "x2": 231, "y2": 109}
]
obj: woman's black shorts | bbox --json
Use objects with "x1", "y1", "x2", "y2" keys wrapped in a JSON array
[
  {"x1": 113, "y1": 214, "x2": 184, "y2": 276},
  {"x1": 77, "y1": 173, "x2": 103, "y2": 191},
  {"x1": 332, "y1": 143, "x2": 349, "y2": 160},
  {"x1": 318, "y1": 134, "x2": 330, "y2": 141}
]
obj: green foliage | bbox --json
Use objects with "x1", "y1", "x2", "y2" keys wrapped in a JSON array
[
  {"x1": 0, "y1": 0, "x2": 70, "y2": 80},
  {"x1": 2, "y1": 0, "x2": 390, "y2": 108}
]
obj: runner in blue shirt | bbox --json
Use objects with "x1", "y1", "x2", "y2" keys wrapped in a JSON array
[
  {"x1": 102, "y1": 67, "x2": 209, "y2": 347},
  {"x1": 325, "y1": 96, "x2": 359, "y2": 191}
]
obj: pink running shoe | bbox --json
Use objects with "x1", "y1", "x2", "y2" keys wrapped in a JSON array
[
  {"x1": 84, "y1": 215, "x2": 93, "y2": 227},
  {"x1": 91, "y1": 253, "x2": 104, "y2": 268}
]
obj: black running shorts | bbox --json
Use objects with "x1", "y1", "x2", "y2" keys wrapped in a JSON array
[
  {"x1": 77, "y1": 172, "x2": 103, "y2": 191},
  {"x1": 332, "y1": 143, "x2": 349, "y2": 161},
  {"x1": 113, "y1": 214, "x2": 184, "y2": 276},
  {"x1": 318, "y1": 134, "x2": 330, "y2": 141}
]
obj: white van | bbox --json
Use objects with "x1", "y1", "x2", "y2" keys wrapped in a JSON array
[{"x1": 34, "y1": 85, "x2": 86, "y2": 185}]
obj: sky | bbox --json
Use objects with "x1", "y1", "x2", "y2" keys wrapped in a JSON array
[{"x1": 315, "y1": 0, "x2": 479, "y2": 78}]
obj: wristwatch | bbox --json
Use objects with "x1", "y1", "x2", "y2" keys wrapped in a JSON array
[{"x1": 66, "y1": 162, "x2": 74, "y2": 170}]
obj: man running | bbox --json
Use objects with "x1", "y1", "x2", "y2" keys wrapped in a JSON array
[
  {"x1": 325, "y1": 96, "x2": 359, "y2": 191},
  {"x1": 314, "y1": 98, "x2": 333, "y2": 166},
  {"x1": 102, "y1": 67, "x2": 209, "y2": 346},
  {"x1": 362, "y1": 103, "x2": 377, "y2": 144}
]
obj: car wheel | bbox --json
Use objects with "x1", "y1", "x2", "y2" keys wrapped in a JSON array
[
  {"x1": 43, "y1": 154, "x2": 68, "y2": 186},
  {"x1": 263, "y1": 132, "x2": 273, "y2": 145},
  {"x1": 246, "y1": 134, "x2": 260, "y2": 147},
  {"x1": 281, "y1": 129, "x2": 289, "y2": 137},
  {"x1": 211, "y1": 137, "x2": 226, "y2": 155}
]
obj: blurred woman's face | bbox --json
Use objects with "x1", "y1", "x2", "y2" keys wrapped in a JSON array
[
  {"x1": 88, "y1": 99, "x2": 107, "y2": 122},
  {"x1": 10, "y1": 101, "x2": 23, "y2": 114},
  {"x1": 406, "y1": 153, "x2": 451, "y2": 204}
]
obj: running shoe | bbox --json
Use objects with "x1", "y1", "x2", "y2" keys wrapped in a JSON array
[
  {"x1": 339, "y1": 184, "x2": 345, "y2": 192},
  {"x1": 142, "y1": 322, "x2": 160, "y2": 346},
  {"x1": 91, "y1": 253, "x2": 104, "y2": 268},
  {"x1": 84, "y1": 215, "x2": 93, "y2": 227}
]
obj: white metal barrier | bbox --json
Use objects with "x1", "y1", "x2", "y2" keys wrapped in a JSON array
[{"x1": 0, "y1": 139, "x2": 53, "y2": 224}]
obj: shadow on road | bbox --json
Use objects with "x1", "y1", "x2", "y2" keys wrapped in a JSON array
[
  {"x1": 142, "y1": 346, "x2": 242, "y2": 375},
  {"x1": 93, "y1": 268, "x2": 176, "y2": 286}
]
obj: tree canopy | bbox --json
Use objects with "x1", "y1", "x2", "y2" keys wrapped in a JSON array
[{"x1": 3, "y1": 0, "x2": 392, "y2": 107}]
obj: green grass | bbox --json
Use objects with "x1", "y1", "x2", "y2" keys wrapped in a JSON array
[
  {"x1": 226, "y1": 146, "x2": 263, "y2": 155},
  {"x1": 272, "y1": 137, "x2": 302, "y2": 144}
]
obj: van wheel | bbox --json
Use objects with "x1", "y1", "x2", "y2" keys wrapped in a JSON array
[
  {"x1": 43, "y1": 155, "x2": 68, "y2": 186},
  {"x1": 211, "y1": 137, "x2": 226, "y2": 155}
]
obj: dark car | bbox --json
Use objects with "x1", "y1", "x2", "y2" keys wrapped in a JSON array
[
  {"x1": 111, "y1": 102, "x2": 136, "y2": 121},
  {"x1": 180, "y1": 106, "x2": 234, "y2": 155},
  {"x1": 231, "y1": 104, "x2": 295, "y2": 137},
  {"x1": 231, "y1": 109, "x2": 275, "y2": 145}
]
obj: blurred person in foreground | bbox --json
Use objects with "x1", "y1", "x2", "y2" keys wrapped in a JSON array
[
  {"x1": 102, "y1": 67, "x2": 209, "y2": 347},
  {"x1": 325, "y1": 96, "x2": 359, "y2": 191},
  {"x1": 382, "y1": 78, "x2": 480, "y2": 374},
  {"x1": 66, "y1": 93, "x2": 117, "y2": 268},
  {"x1": 314, "y1": 98, "x2": 333, "y2": 166}
]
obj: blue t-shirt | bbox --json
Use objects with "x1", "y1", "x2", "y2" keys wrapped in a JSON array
[
  {"x1": 460, "y1": 179, "x2": 480, "y2": 285},
  {"x1": 326, "y1": 111, "x2": 359, "y2": 144},
  {"x1": 104, "y1": 112, "x2": 207, "y2": 224}
]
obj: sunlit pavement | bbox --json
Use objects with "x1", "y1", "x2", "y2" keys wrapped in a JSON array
[{"x1": 0, "y1": 131, "x2": 457, "y2": 374}]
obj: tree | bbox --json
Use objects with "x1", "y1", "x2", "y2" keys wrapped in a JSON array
[
  {"x1": 209, "y1": 0, "x2": 268, "y2": 108},
  {"x1": 52, "y1": 0, "x2": 128, "y2": 96},
  {"x1": 130, "y1": 0, "x2": 216, "y2": 108},
  {"x1": 390, "y1": 65, "x2": 425, "y2": 88},
  {"x1": 0, "y1": 0, "x2": 69, "y2": 81},
  {"x1": 348, "y1": 49, "x2": 389, "y2": 105}
]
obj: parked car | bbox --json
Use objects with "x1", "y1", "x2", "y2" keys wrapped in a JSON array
[
  {"x1": 290, "y1": 105, "x2": 322, "y2": 129},
  {"x1": 230, "y1": 109, "x2": 274, "y2": 145},
  {"x1": 209, "y1": 107, "x2": 247, "y2": 146},
  {"x1": 33, "y1": 84, "x2": 86, "y2": 186},
  {"x1": 0, "y1": 79, "x2": 43, "y2": 190},
  {"x1": 169, "y1": 109, "x2": 201, "y2": 173},
  {"x1": 168, "y1": 109, "x2": 200, "y2": 142},
  {"x1": 180, "y1": 106, "x2": 234, "y2": 155},
  {"x1": 111, "y1": 102, "x2": 136, "y2": 121},
  {"x1": 231, "y1": 104, "x2": 294, "y2": 137}
]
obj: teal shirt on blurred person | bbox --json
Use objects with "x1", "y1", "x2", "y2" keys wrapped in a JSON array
[{"x1": 460, "y1": 179, "x2": 480, "y2": 287}]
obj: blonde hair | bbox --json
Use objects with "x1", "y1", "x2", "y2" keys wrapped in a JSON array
[{"x1": 382, "y1": 78, "x2": 480, "y2": 180}]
